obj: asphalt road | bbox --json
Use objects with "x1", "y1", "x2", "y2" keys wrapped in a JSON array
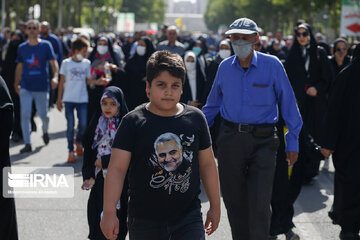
[{"x1": 9, "y1": 108, "x2": 340, "y2": 240}]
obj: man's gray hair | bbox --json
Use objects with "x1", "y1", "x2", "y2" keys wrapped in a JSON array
[
  {"x1": 167, "y1": 25, "x2": 178, "y2": 34},
  {"x1": 154, "y1": 132, "x2": 182, "y2": 155},
  {"x1": 26, "y1": 19, "x2": 40, "y2": 29}
]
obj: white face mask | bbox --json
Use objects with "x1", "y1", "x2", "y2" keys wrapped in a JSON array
[
  {"x1": 231, "y1": 39, "x2": 253, "y2": 59},
  {"x1": 97, "y1": 45, "x2": 108, "y2": 55},
  {"x1": 136, "y1": 45, "x2": 146, "y2": 56},
  {"x1": 185, "y1": 61, "x2": 196, "y2": 72},
  {"x1": 219, "y1": 49, "x2": 231, "y2": 59},
  {"x1": 76, "y1": 53, "x2": 84, "y2": 61}
]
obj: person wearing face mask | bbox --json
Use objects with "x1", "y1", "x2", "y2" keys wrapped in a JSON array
[
  {"x1": 202, "y1": 17, "x2": 302, "y2": 240},
  {"x1": 180, "y1": 51, "x2": 207, "y2": 108},
  {"x1": 203, "y1": 39, "x2": 232, "y2": 157},
  {"x1": 57, "y1": 38, "x2": 106, "y2": 163},
  {"x1": 87, "y1": 36, "x2": 123, "y2": 123},
  {"x1": 124, "y1": 36, "x2": 155, "y2": 110}
]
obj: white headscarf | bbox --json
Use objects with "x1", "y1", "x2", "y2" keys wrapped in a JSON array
[{"x1": 184, "y1": 51, "x2": 197, "y2": 101}]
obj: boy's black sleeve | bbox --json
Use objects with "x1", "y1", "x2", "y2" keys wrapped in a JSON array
[
  {"x1": 112, "y1": 114, "x2": 136, "y2": 152},
  {"x1": 198, "y1": 111, "x2": 212, "y2": 150}
]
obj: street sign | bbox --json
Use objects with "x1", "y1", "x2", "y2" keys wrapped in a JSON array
[
  {"x1": 117, "y1": 13, "x2": 135, "y2": 33},
  {"x1": 340, "y1": 0, "x2": 360, "y2": 36}
]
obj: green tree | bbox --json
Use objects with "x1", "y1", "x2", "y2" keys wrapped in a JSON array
[
  {"x1": 122, "y1": 0, "x2": 166, "y2": 23},
  {"x1": 204, "y1": 0, "x2": 342, "y2": 36}
]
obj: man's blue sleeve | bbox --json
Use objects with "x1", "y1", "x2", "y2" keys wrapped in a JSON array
[
  {"x1": 55, "y1": 36, "x2": 63, "y2": 66},
  {"x1": 274, "y1": 60, "x2": 303, "y2": 152},
  {"x1": 46, "y1": 42, "x2": 57, "y2": 61},
  {"x1": 202, "y1": 69, "x2": 222, "y2": 127}
]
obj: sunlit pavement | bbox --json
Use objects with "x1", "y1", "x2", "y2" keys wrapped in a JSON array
[{"x1": 10, "y1": 108, "x2": 339, "y2": 240}]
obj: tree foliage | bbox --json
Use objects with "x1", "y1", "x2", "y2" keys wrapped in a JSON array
[
  {"x1": 205, "y1": 0, "x2": 342, "y2": 35},
  {"x1": 1, "y1": 0, "x2": 165, "y2": 31},
  {"x1": 123, "y1": 0, "x2": 166, "y2": 23}
]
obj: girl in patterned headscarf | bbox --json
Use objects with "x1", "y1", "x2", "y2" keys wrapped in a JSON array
[{"x1": 82, "y1": 86, "x2": 128, "y2": 240}]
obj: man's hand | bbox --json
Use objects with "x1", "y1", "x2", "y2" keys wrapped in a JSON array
[
  {"x1": 286, "y1": 151, "x2": 298, "y2": 166},
  {"x1": 306, "y1": 86, "x2": 317, "y2": 97},
  {"x1": 100, "y1": 212, "x2": 119, "y2": 240},
  {"x1": 15, "y1": 84, "x2": 20, "y2": 95},
  {"x1": 321, "y1": 148, "x2": 334, "y2": 158},
  {"x1": 189, "y1": 100, "x2": 202, "y2": 108},
  {"x1": 51, "y1": 77, "x2": 58, "y2": 90},
  {"x1": 56, "y1": 99, "x2": 63, "y2": 111},
  {"x1": 94, "y1": 158, "x2": 103, "y2": 169},
  {"x1": 110, "y1": 64, "x2": 118, "y2": 72},
  {"x1": 81, "y1": 178, "x2": 95, "y2": 190},
  {"x1": 204, "y1": 207, "x2": 220, "y2": 235},
  {"x1": 96, "y1": 77, "x2": 109, "y2": 86}
]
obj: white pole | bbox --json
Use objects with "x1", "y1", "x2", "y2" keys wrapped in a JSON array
[
  {"x1": 1, "y1": 0, "x2": 5, "y2": 31},
  {"x1": 58, "y1": 0, "x2": 63, "y2": 29}
]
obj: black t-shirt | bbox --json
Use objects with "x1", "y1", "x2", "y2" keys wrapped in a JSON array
[{"x1": 112, "y1": 104, "x2": 212, "y2": 222}]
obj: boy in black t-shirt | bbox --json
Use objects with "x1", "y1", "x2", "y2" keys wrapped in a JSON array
[{"x1": 100, "y1": 51, "x2": 221, "y2": 240}]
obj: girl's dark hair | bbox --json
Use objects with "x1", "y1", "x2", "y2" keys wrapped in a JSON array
[
  {"x1": 71, "y1": 38, "x2": 89, "y2": 52},
  {"x1": 146, "y1": 51, "x2": 185, "y2": 85}
]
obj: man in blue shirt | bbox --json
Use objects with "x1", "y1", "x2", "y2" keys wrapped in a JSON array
[
  {"x1": 14, "y1": 19, "x2": 59, "y2": 154},
  {"x1": 157, "y1": 25, "x2": 185, "y2": 56},
  {"x1": 202, "y1": 18, "x2": 302, "y2": 240},
  {"x1": 40, "y1": 21, "x2": 63, "y2": 107},
  {"x1": 40, "y1": 21, "x2": 63, "y2": 66}
]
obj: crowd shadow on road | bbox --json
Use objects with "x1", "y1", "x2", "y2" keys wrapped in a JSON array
[
  {"x1": 293, "y1": 170, "x2": 334, "y2": 216},
  {"x1": 52, "y1": 156, "x2": 83, "y2": 177},
  {"x1": 49, "y1": 130, "x2": 66, "y2": 140},
  {"x1": 10, "y1": 146, "x2": 44, "y2": 163}
]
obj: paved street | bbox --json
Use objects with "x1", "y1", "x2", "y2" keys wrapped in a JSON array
[{"x1": 9, "y1": 109, "x2": 340, "y2": 240}]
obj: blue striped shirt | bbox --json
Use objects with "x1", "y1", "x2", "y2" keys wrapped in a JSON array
[{"x1": 202, "y1": 51, "x2": 302, "y2": 152}]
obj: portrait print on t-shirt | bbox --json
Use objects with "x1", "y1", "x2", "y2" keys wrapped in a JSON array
[
  {"x1": 70, "y1": 67, "x2": 89, "y2": 81},
  {"x1": 148, "y1": 132, "x2": 195, "y2": 195}
]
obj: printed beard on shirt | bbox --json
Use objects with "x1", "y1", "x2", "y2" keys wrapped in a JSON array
[{"x1": 148, "y1": 132, "x2": 195, "y2": 195}]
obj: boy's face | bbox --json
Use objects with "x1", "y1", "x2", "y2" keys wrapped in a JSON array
[
  {"x1": 74, "y1": 47, "x2": 88, "y2": 58},
  {"x1": 146, "y1": 71, "x2": 183, "y2": 114},
  {"x1": 101, "y1": 97, "x2": 118, "y2": 119}
]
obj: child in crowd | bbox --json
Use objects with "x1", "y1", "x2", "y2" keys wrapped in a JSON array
[
  {"x1": 57, "y1": 37, "x2": 107, "y2": 162},
  {"x1": 82, "y1": 86, "x2": 129, "y2": 240},
  {"x1": 100, "y1": 51, "x2": 221, "y2": 240}
]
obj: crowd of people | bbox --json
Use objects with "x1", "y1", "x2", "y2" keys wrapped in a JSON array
[{"x1": 1, "y1": 16, "x2": 359, "y2": 240}]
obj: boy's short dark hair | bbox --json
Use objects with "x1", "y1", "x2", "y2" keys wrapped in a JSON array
[
  {"x1": 71, "y1": 38, "x2": 89, "y2": 52},
  {"x1": 146, "y1": 51, "x2": 185, "y2": 85}
]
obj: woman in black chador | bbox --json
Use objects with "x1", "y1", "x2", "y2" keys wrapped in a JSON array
[
  {"x1": 284, "y1": 23, "x2": 334, "y2": 192},
  {"x1": 320, "y1": 44, "x2": 360, "y2": 240},
  {"x1": 124, "y1": 36, "x2": 155, "y2": 110},
  {"x1": 0, "y1": 76, "x2": 19, "y2": 240}
]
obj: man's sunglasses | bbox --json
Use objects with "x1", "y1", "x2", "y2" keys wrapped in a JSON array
[
  {"x1": 296, "y1": 31, "x2": 309, "y2": 37},
  {"x1": 27, "y1": 27, "x2": 38, "y2": 30}
]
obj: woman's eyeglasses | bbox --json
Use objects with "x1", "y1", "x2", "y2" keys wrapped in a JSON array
[
  {"x1": 27, "y1": 27, "x2": 37, "y2": 30},
  {"x1": 296, "y1": 31, "x2": 309, "y2": 37},
  {"x1": 336, "y1": 47, "x2": 347, "y2": 51}
]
